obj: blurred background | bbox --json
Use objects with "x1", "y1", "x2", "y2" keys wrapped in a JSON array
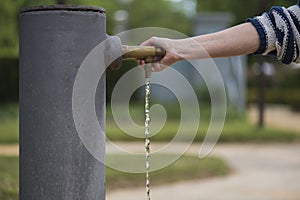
[{"x1": 1, "y1": 0, "x2": 300, "y2": 199}]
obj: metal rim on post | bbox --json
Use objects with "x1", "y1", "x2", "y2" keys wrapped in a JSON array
[{"x1": 20, "y1": 5, "x2": 106, "y2": 14}]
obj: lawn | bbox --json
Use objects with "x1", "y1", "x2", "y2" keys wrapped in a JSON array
[
  {"x1": 0, "y1": 103, "x2": 18, "y2": 144},
  {"x1": 1, "y1": 103, "x2": 300, "y2": 144},
  {"x1": 107, "y1": 102, "x2": 300, "y2": 142},
  {"x1": 0, "y1": 156, "x2": 18, "y2": 200},
  {"x1": 0, "y1": 155, "x2": 230, "y2": 199},
  {"x1": 106, "y1": 154, "x2": 230, "y2": 191},
  {"x1": 106, "y1": 118, "x2": 300, "y2": 143}
]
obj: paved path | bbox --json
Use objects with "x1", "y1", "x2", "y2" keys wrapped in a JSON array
[
  {"x1": 106, "y1": 142, "x2": 300, "y2": 200},
  {"x1": 0, "y1": 144, "x2": 18, "y2": 156}
]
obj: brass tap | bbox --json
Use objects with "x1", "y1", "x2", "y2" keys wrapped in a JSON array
[
  {"x1": 122, "y1": 45, "x2": 165, "y2": 60},
  {"x1": 122, "y1": 45, "x2": 166, "y2": 78}
]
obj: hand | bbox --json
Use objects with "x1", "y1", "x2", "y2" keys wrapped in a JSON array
[{"x1": 139, "y1": 37, "x2": 184, "y2": 72}]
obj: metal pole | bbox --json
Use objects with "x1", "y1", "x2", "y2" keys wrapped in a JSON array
[{"x1": 19, "y1": 5, "x2": 106, "y2": 200}]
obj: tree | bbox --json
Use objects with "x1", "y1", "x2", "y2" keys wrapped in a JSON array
[
  {"x1": 0, "y1": 0, "x2": 192, "y2": 58},
  {"x1": 0, "y1": 0, "x2": 56, "y2": 58},
  {"x1": 0, "y1": 1, "x2": 23, "y2": 58},
  {"x1": 196, "y1": 0, "x2": 296, "y2": 24},
  {"x1": 127, "y1": 0, "x2": 191, "y2": 35}
]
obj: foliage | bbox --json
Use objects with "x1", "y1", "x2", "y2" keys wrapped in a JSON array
[
  {"x1": 69, "y1": 0, "x2": 120, "y2": 34},
  {"x1": 0, "y1": 0, "x2": 56, "y2": 58},
  {"x1": 0, "y1": 0, "x2": 191, "y2": 57},
  {"x1": 0, "y1": 58, "x2": 18, "y2": 102},
  {"x1": 247, "y1": 88, "x2": 300, "y2": 111},
  {"x1": 126, "y1": 0, "x2": 191, "y2": 34},
  {"x1": 196, "y1": 0, "x2": 296, "y2": 24},
  {"x1": 106, "y1": 59, "x2": 138, "y2": 102},
  {"x1": 0, "y1": 0, "x2": 22, "y2": 58},
  {"x1": 0, "y1": 0, "x2": 191, "y2": 102},
  {"x1": 247, "y1": 64, "x2": 300, "y2": 110}
]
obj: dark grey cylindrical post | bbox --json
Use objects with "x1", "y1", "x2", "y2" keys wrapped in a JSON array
[{"x1": 19, "y1": 5, "x2": 106, "y2": 200}]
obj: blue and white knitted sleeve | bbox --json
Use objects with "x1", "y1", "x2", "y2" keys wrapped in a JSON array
[{"x1": 247, "y1": 1, "x2": 300, "y2": 64}]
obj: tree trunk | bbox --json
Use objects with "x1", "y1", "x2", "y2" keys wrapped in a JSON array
[
  {"x1": 256, "y1": 0, "x2": 268, "y2": 128},
  {"x1": 57, "y1": 0, "x2": 66, "y2": 4}
]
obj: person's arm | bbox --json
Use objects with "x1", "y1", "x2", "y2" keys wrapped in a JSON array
[
  {"x1": 140, "y1": 22, "x2": 259, "y2": 71},
  {"x1": 141, "y1": 2, "x2": 300, "y2": 72},
  {"x1": 187, "y1": 23, "x2": 259, "y2": 59}
]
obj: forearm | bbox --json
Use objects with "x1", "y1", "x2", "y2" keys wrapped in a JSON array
[
  {"x1": 139, "y1": 23, "x2": 260, "y2": 70},
  {"x1": 176, "y1": 23, "x2": 259, "y2": 60}
]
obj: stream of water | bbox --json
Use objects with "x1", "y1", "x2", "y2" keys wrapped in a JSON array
[{"x1": 144, "y1": 78, "x2": 151, "y2": 200}]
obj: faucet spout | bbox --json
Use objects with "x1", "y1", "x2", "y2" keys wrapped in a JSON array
[
  {"x1": 122, "y1": 45, "x2": 166, "y2": 78},
  {"x1": 122, "y1": 45, "x2": 166, "y2": 61}
]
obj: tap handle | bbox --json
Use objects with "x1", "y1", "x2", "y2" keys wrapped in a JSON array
[
  {"x1": 122, "y1": 45, "x2": 166, "y2": 62},
  {"x1": 122, "y1": 45, "x2": 166, "y2": 78}
]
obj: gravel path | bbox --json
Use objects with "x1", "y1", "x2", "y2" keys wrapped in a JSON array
[
  {"x1": 106, "y1": 142, "x2": 300, "y2": 200},
  {"x1": 1, "y1": 142, "x2": 299, "y2": 199},
  {"x1": 0, "y1": 144, "x2": 18, "y2": 156},
  {"x1": 106, "y1": 105, "x2": 300, "y2": 200}
]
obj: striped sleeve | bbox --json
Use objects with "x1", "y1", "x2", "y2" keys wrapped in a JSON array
[{"x1": 247, "y1": 1, "x2": 300, "y2": 64}]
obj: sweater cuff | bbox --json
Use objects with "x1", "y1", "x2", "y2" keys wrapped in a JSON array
[{"x1": 246, "y1": 18, "x2": 267, "y2": 55}]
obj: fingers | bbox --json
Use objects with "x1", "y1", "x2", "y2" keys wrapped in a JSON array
[
  {"x1": 140, "y1": 36, "x2": 160, "y2": 47},
  {"x1": 138, "y1": 61, "x2": 167, "y2": 72},
  {"x1": 151, "y1": 62, "x2": 168, "y2": 72},
  {"x1": 141, "y1": 61, "x2": 169, "y2": 72},
  {"x1": 137, "y1": 53, "x2": 175, "y2": 72}
]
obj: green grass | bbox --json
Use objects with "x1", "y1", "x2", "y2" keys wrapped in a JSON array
[
  {"x1": 0, "y1": 156, "x2": 19, "y2": 200},
  {"x1": 107, "y1": 119, "x2": 300, "y2": 143},
  {"x1": 2, "y1": 102, "x2": 300, "y2": 144},
  {"x1": 0, "y1": 155, "x2": 230, "y2": 199},
  {"x1": 219, "y1": 120, "x2": 300, "y2": 142},
  {"x1": 0, "y1": 103, "x2": 18, "y2": 144},
  {"x1": 106, "y1": 154, "x2": 230, "y2": 191},
  {"x1": 106, "y1": 102, "x2": 300, "y2": 142},
  {"x1": 0, "y1": 120, "x2": 18, "y2": 144}
]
